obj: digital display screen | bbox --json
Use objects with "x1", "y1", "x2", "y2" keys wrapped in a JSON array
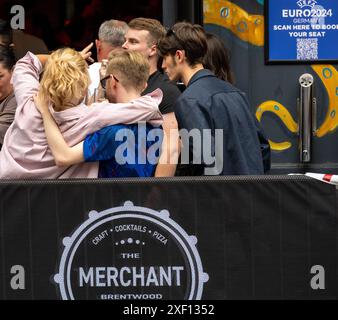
[{"x1": 265, "y1": 0, "x2": 338, "y2": 64}]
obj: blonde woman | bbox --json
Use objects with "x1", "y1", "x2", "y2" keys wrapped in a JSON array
[{"x1": 0, "y1": 44, "x2": 162, "y2": 179}]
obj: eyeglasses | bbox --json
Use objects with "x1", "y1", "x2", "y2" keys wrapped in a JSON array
[
  {"x1": 166, "y1": 28, "x2": 185, "y2": 50},
  {"x1": 100, "y1": 74, "x2": 119, "y2": 90}
]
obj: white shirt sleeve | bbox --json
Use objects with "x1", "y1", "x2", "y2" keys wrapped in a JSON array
[{"x1": 87, "y1": 62, "x2": 102, "y2": 97}]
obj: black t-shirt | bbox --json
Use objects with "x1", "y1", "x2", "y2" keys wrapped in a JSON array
[{"x1": 143, "y1": 71, "x2": 181, "y2": 115}]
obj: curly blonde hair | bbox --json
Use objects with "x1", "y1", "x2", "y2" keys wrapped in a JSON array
[{"x1": 39, "y1": 48, "x2": 89, "y2": 111}]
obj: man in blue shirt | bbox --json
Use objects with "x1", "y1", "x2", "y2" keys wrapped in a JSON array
[{"x1": 84, "y1": 123, "x2": 162, "y2": 178}]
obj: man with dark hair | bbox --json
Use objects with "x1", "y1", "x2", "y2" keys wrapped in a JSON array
[
  {"x1": 158, "y1": 22, "x2": 265, "y2": 175},
  {"x1": 123, "y1": 17, "x2": 181, "y2": 177}
]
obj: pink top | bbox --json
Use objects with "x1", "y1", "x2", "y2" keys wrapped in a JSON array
[{"x1": 0, "y1": 52, "x2": 163, "y2": 179}]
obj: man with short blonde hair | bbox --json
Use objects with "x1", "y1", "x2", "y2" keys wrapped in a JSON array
[{"x1": 106, "y1": 49, "x2": 150, "y2": 93}]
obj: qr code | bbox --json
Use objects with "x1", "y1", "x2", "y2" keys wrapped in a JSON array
[{"x1": 297, "y1": 38, "x2": 318, "y2": 60}]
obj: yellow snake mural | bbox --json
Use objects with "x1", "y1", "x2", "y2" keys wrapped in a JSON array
[
  {"x1": 310, "y1": 65, "x2": 338, "y2": 138},
  {"x1": 204, "y1": 0, "x2": 264, "y2": 46},
  {"x1": 204, "y1": 0, "x2": 338, "y2": 151},
  {"x1": 255, "y1": 101, "x2": 298, "y2": 151}
]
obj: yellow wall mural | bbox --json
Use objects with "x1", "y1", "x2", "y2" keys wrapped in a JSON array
[
  {"x1": 255, "y1": 101, "x2": 298, "y2": 151},
  {"x1": 256, "y1": 64, "x2": 338, "y2": 150},
  {"x1": 203, "y1": 0, "x2": 264, "y2": 46},
  {"x1": 310, "y1": 65, "x2": 338, "y2": 138},
  {"x1": 204, "y1": 0, "x2": 338, "y2": 151}
]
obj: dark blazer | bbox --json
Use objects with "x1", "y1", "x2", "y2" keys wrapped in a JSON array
[{"x1": 175, "y1": 69, "x2": 266, "y2": 175}]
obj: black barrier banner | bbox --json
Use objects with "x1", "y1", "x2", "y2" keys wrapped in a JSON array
[{"x1": 0, "y1": 176, "x2": 337, "y2": 300}]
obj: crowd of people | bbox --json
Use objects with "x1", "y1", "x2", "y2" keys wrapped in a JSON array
[{"x1": 0, "y1": 17, "x2": 270, "y2": 179}]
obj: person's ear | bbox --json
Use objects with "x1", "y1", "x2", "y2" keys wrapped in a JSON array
[
  {"x1": 110, "y1": 75, "x2": 119, "y2": 88},
  {"x1": 95, "y1": 39, "x2": 100, "y2": 50},
  {"x1": 143, "y1": 82, "x2": 148, "y2": 91},
  {"x1": 175, "y1": 50, "x2": 185, "y2": 63},
  {"x1": 149, "y1": 44, "x2": 157, "y2": 58}
]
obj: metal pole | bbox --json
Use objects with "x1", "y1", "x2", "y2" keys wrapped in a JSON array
[
  {"x1": 299, "y1": 73, "x2": 315, "y2": 163},
  {"x1": 162, "y1": 0, "x2": 177, "y2": 28}
]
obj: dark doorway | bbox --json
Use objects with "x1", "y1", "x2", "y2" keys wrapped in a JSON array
[{"x1": 1, "y1": 0, "x2": 163, "y2": 51}]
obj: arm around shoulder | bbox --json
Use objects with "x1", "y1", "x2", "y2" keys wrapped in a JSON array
[{"x1": 34, "y1": 95, "x2": 85, "y2": 167}]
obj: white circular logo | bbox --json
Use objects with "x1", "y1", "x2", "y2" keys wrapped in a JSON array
[{"x1": 54, "y1": 201, "x2": 209, "y2": 300}]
